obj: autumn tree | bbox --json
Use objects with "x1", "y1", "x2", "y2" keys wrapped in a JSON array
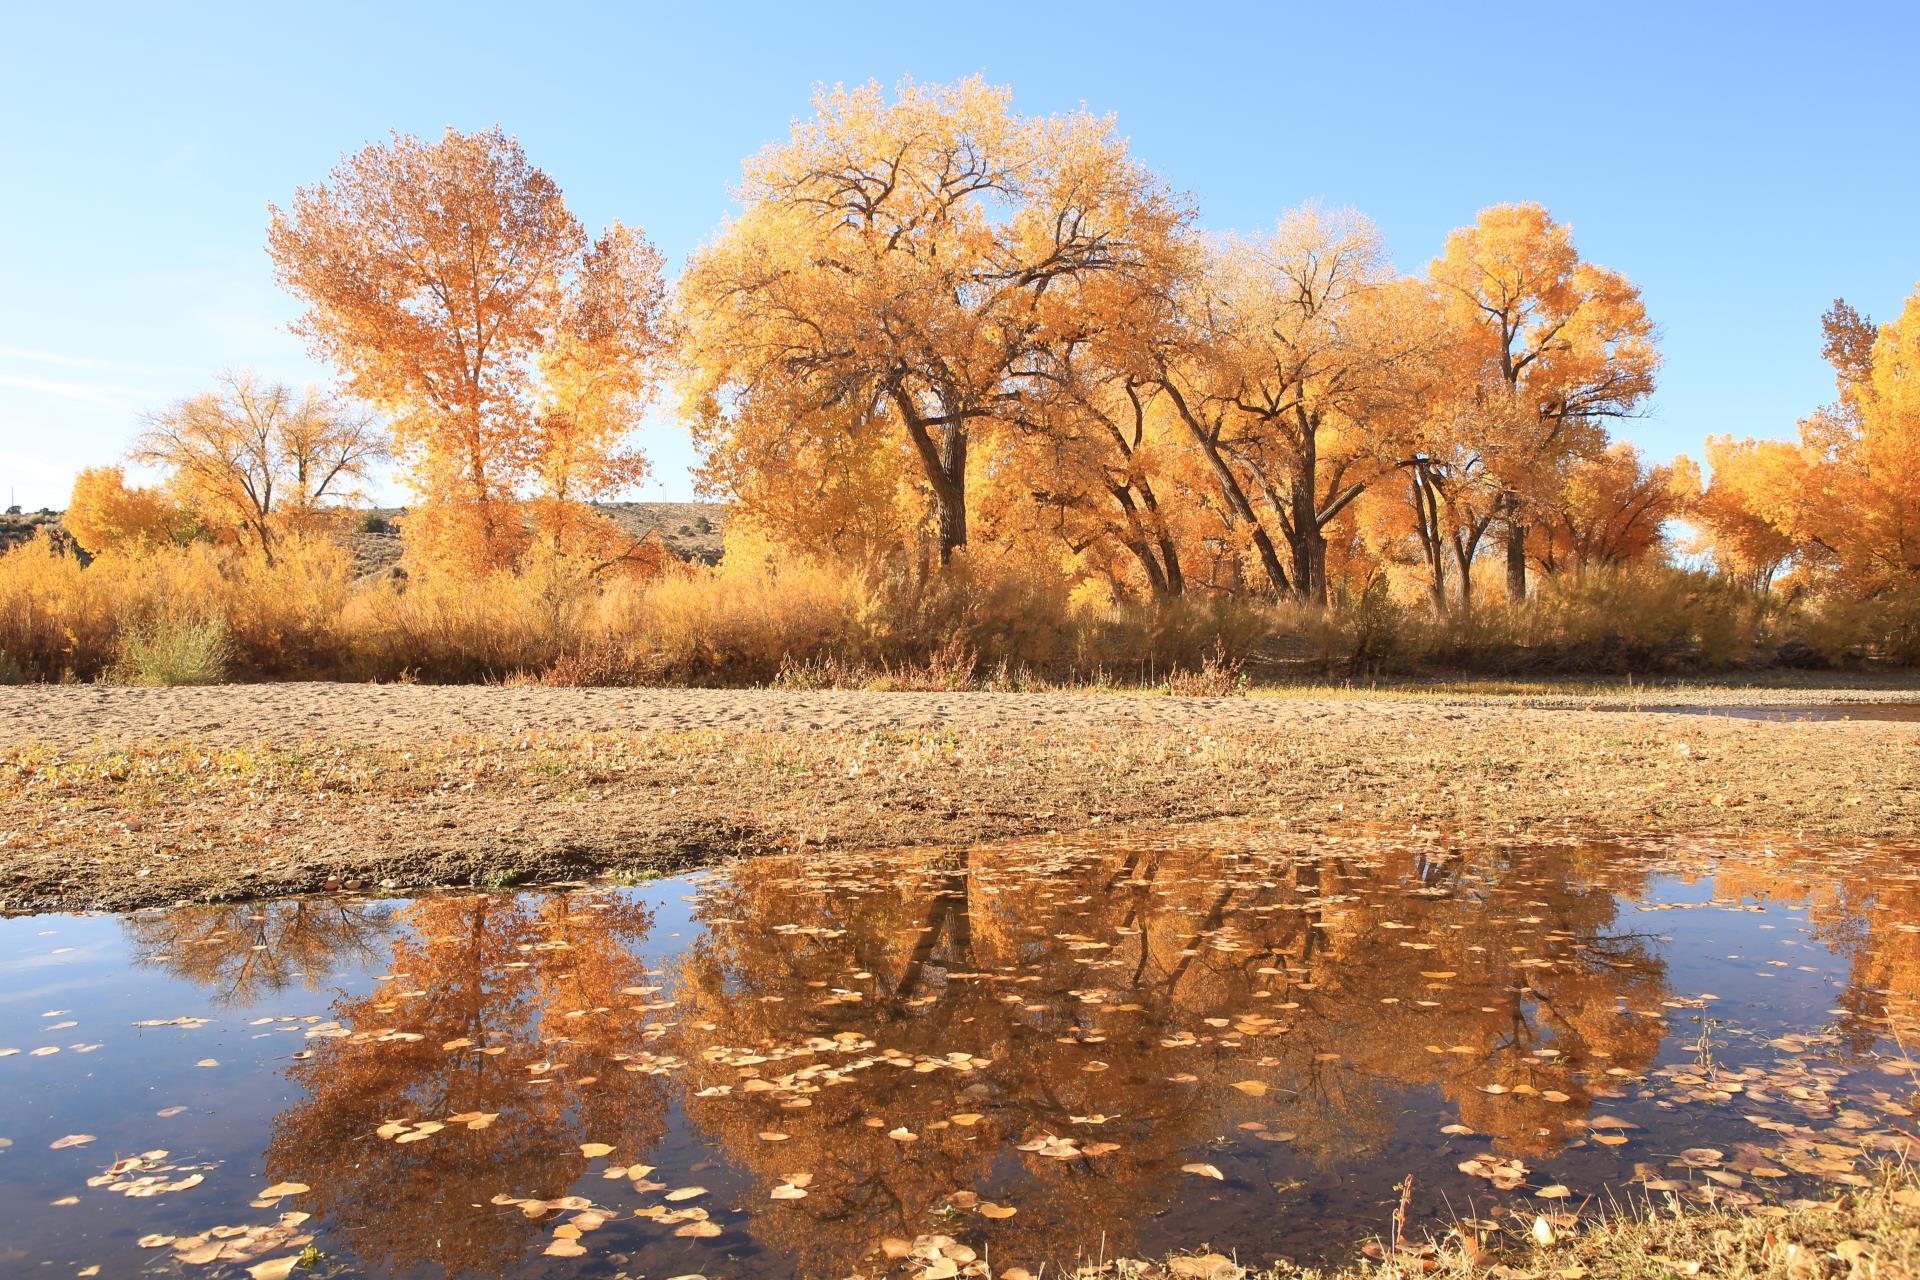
[
  {"x1": 268, "y1": 127, "x2": 666, "y2": 572},
  {"x1": 1670, "y1": 437, "x2": 1798, "y2": 590},
  {"x1": 1676, "y1": 292, "x2": 1920, "y2": 604},
  {"x1": 1790, "y1": 291, "x2": 1920, "y2": 596},
  {"x1": 132, "y1": 370, "x2": 384, "y2": 563},
  {"x1": 676, "y1": 78, "x2": 1189, "y2": 566},
  {"x1": 994, "y1": 311, "x2": 1194, "y2": 597},
  {"x1": 1427, "y1": 204, "x2": 1658, "y2": 601},
  {"x1": 1533, "y1": 441, "x2": 1679, "y2": 573},
  {"x1": 1203, "y1": 210, "x2": 1437, "y2": 603},
  {"x1": 63, "y1": 465, "x2": 184, "y2": 555}
]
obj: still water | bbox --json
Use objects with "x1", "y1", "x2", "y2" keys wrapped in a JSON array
[
  {"x1": 3, "y1": 828, "x2": 1918, "y2": 1278},
  {"x1": 1628, "y1": 701, "x2": 1920, "y2": 723}
]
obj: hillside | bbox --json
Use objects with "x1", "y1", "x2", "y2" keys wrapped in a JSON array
[
  {"x1": 0, "y1": 502, "x2": 728, "y2": 573},
  {"x1": 346, "y1": 501, "x2": 727, "y2": 577}
]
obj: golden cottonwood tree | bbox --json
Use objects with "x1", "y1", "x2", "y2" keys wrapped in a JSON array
[
  {"x1": 1533, "y1": 441, "x2": 1679, "y2": 573},
  {"x1": 1684, "y1": 293, "x2": 1920, "y2": 601},
  {"x1": 1428, "y1": 203, "x2": 1658, "y2": 600},
  {"x1": 63, "y1": 466, "x2": 184, "y2": 555},
  {"x1": 1205, "y1": 210, "x2": 1436, "y2": 603},
  {"x1": 1670, "y1": 437, "x2": 1799, "y2": 589},
  {"x1": 676, "y1": 78, "x2": 1188, "y2": 565},
  {"x1": 990, "y1": 265, "x2": 1198, "y2": 597},
  {"x1": 268, "y1": 127, "x2": 665, "y2": 572},
  {"x1": 133, "y1": 370, "x2": 384, "y2": 563}
]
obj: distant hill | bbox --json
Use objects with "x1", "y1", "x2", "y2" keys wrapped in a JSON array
[
  {"x1": 0, "y1": 502, "x2": 728, "y2": 573},
  {"x1": 0, "y1": 509, "x2": 63, "y2": 555}
]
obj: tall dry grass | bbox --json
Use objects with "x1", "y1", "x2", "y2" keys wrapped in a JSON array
[{"x1": 1, "y1": 529, "x2": 1913, "y2": 686}]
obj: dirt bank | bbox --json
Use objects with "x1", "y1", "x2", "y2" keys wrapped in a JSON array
[{"x1": 1, "y1": 684, "x2": 1915, "y2": 913}]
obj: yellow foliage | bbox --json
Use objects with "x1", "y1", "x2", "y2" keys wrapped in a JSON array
[
  {"x1": 64, "y1": 466, "x2": 183, "y2": 556},
  {"x1": 269, "y1": 127, "x2": 665, "y2": 575},
  {"x1": 133, "y1": 370, "x2": 383, "y2": 560}
]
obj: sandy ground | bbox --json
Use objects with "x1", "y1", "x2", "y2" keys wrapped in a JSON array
[
  {"x1": 2, "y1": 683, "x2": 1917, "y2": 913},
  {"x1": 5, "y1": 679, "x2": 1920, "y2": 746}
]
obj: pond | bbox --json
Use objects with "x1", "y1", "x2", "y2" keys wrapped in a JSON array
[
  {"x1": 3, "y1": 827, "x2": 1919, "y2": 1279},
  {"x1": 1625, "y1": 702, "x2": 1920, "y2": 723}
]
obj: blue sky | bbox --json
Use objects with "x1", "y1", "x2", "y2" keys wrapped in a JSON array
[{"x1": 2, "y1": 1, "x2": 1916, "y2": 510}]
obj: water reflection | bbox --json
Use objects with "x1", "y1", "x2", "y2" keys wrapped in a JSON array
[
  {"x1": 125, "y1": 898, "x2": 396, "y2": 1006},
  {"x1": 667, "y1": 838, "x2": 1674, "y2": 1274},
  {"x1": 7, "y1": 828, "x2": 1916, "y2": 1279},
  {"x1": 263, "y1": 895, "x2": 669, "y2": 1275}
]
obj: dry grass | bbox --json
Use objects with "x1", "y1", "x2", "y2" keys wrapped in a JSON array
[
  {"x1": 3, "y1": 686, "x2": 1914, "y2": 912},
  {"x1": 1122, "y1": 1161, "x2": 1920, "y2": 1279},
  {"x1": 3, "y1": 532, "x2": 1918, "y2": 686}
]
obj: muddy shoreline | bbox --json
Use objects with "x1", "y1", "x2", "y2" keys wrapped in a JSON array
[{"x1": 3, "y1": 684, "x2": 1917, "y2": 913}]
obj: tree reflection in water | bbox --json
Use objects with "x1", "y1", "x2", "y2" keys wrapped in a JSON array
[{"x1": 118, "y1": 829, "x2": 1920, "y2": 1279}]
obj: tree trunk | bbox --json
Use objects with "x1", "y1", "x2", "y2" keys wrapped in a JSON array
[
  {"x1": 1160, "y1": 381, "x2": 1289, "y2": 596},
  {"x1": 935, "y1": 427, "x2": 967, "y2": 564},
  {"x1": 1289, "y1": 411, "x2": 1326, "y2": 604},
  {"x1": 1452, "y1": 535, "x2": 1476, "y2": 619},
  {"x1": 1504, "y1": 516, "x2": 1528, "y2": 602},
  {"x1": 1409, "y1": 467, "x2": 1449, "y2": 616},
  {"x1": 1137, "y1": 477, "x2": 1185, "y2": 597},
  {"x1": 1287, "y1": 476, "x2": 1327, "y2": 606}
]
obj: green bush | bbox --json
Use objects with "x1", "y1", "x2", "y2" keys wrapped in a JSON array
[{"x1": 107, "y1": 615, "x2": 233, "y2": 686}]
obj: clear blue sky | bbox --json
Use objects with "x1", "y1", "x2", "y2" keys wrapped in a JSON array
[{"x1": 3, "y1": 0, "x2": 1916, "y2": 510}]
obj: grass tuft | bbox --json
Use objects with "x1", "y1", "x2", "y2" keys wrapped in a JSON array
[{"x1": 106, "y1": 615, "x2": 232, "y2": 686}]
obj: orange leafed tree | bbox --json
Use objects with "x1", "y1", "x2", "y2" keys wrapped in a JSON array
[
  {"x1": 63, "y1": 465, "x2": 183, "y2": 556},
  {"x1": 1534, "y1": 441, "x2": 1680, "y2": 574},
  {"x1": 1197, "y1": 209, "x2": 1438, "y2": 603},
  {"x1": 267, "y1": 127, "x2": 665, "y2": 573},
  {"x1": 1677, "y1": 292, "x2": 1920, "y2": 602},
  {"x1": 133, "y1": 369, "x2": 385, "y2": 563},
  {"x1": 676, "y1": 78, "x2": 1189, "y2": 566},
  {"x1": 1427, "y1": 203, "x2": 1659, "y2": 601},
  {"x1": 1670, "y1": 437, "x2": 1798, "y2": 590}
]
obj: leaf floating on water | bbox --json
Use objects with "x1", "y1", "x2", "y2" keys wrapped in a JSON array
[
  {"x1": 580, "y1": 1142, "x2": 614, "y2": 1158},
  {"x1": 887, "y1": 1126, "x2": 918, "y2": 1142},
  {"x1": 259, "y1": 1182, "x2": 309, "y2": 1199},
  {"x1": 195, "y1": 1059, "x2": 219, "y2": 1068},
  {"x1": 758, "y1": 1131, "x2": 790, "y2": 1142},
  {"x1": 978, "y1": 1201, "x2": 1017, "y2": 1219},
  {"x1": 50, "y1": 1134, "x2": 96, "y2": 1149},
  {"x1": 1535, "y1": 1184, "x2": 1572, "y2": 1199},
  {"x1": 1458, "y1": 1154, "x2": 1529, "y2": 1191},
  {"x1": 1181, "y1": 1162, "x2": 1225, "y2": 1180},
  {"x1": 674, "y1": 1220, "x2": 723, "y2": 1238},
  {"x1": 543, "y1": 1240, "x2": 586, "y2": 1258},
  {"x1": 1229, "y1": 1080, "x2": 1267, "y2": 1097},
  {"x1": 770, "y1": 1183, "x2": 807, "y2": 1200},
  {"x1": 247, "y1": 1258, "x2": 298, "y2": 1280},
  {"x1": 665, "y1": 1186, "x2": 707, "y2": 1202}
]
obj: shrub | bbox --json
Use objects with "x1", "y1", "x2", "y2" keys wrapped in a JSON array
[
  {"x1": 8, "y1": 516, "x2": 1920, "y2": 685},
  {"x1": 358, "y1": 512, "x2": 391, "y2": 534},
  {"x1": 107, "y1": 615, "x2": 233, "y2": 686}
]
